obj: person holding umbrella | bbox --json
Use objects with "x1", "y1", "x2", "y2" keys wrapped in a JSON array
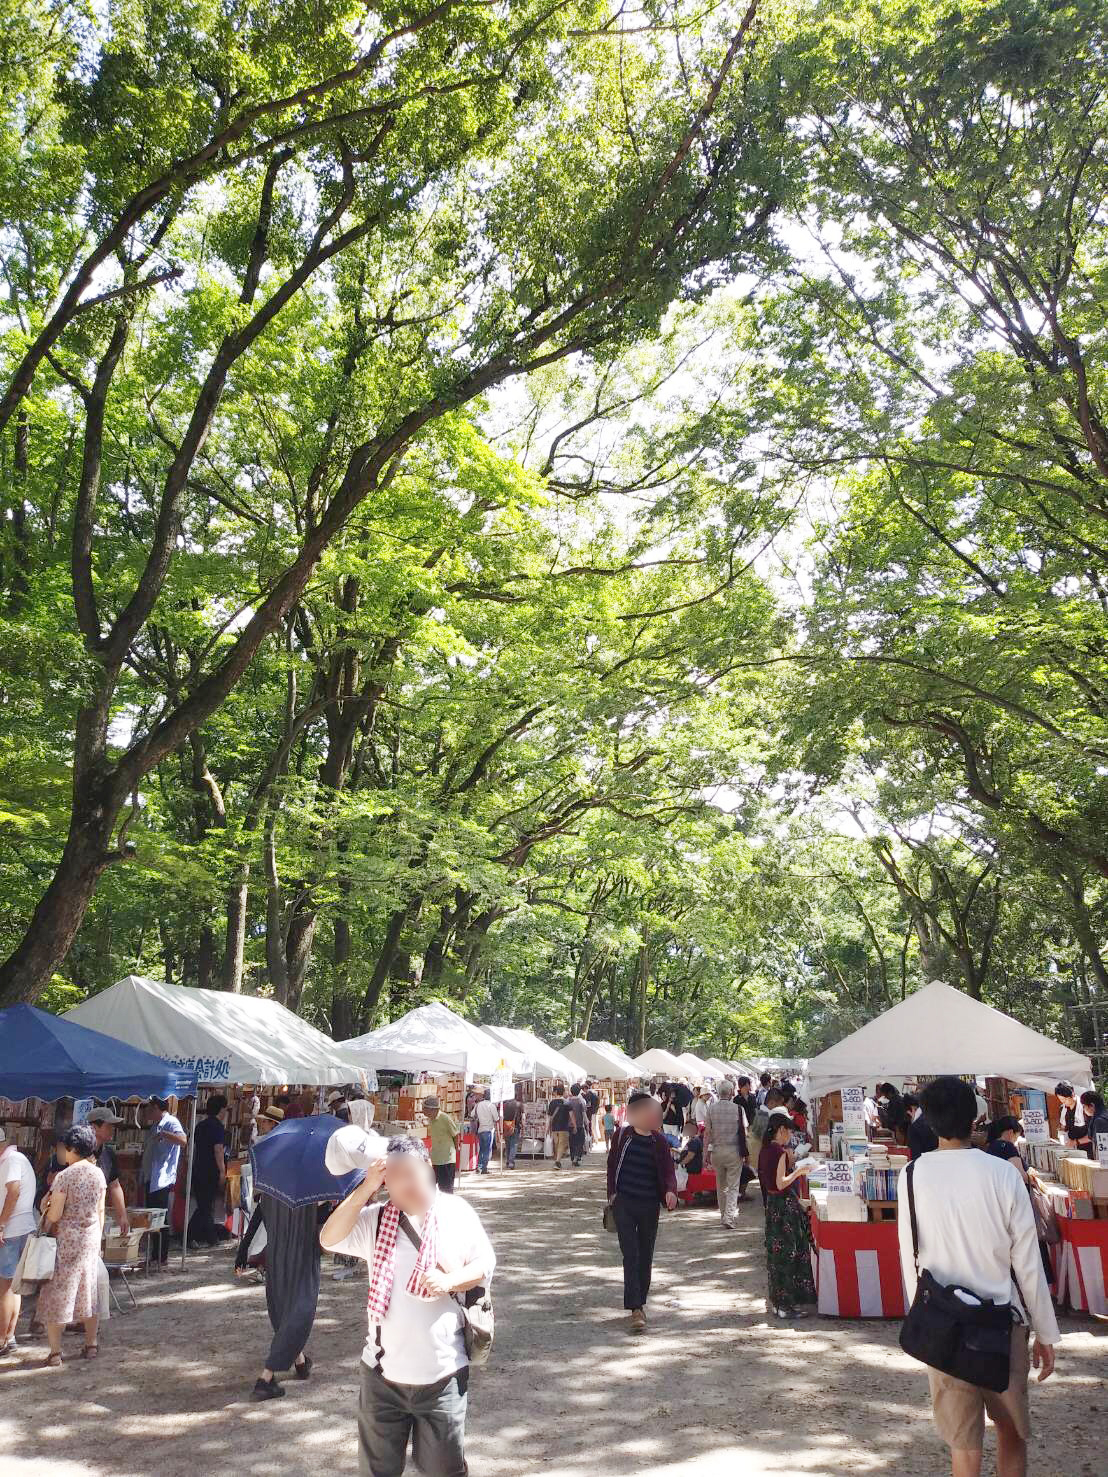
[{"x1": 238, "y1": 1113, "x2": 385, "y2": 1402}]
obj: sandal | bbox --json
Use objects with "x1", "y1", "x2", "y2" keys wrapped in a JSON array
[
  {"x1": 44, "y1": 1352, "x2": 64, "y2": 1367},
  {"x1": 82, "y1": 1344, "x2": 99, "y2": 1359}
]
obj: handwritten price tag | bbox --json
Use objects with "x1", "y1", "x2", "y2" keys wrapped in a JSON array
[{"x1": 826, "y1": 1160, "x2": 857, "y2": 1196}]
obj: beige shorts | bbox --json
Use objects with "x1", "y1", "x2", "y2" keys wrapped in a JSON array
[
  {"x1": 552, "y1": 1131, "x2": 569, "y2": 1160},
  {"x1": 928, "y1": 1328, "x2": 1031, "y2": 1451}
]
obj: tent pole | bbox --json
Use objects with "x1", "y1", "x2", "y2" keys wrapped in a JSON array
[{"x1": 180, "y1": 1094, "x2": 198, "y2": 1272}]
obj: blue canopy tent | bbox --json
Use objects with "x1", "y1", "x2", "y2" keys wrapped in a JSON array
[
  {"x1": 0, "y1": 1003, "x2": 198, "y2": 1274},
  {"x1": 0, "y1": 1003, "x2": 197, "y2": 1102}
]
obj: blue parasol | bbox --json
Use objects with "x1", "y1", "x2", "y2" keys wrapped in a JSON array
[{"x1": 250, "y1": 1113, "x2": 365, "y2": 1207}]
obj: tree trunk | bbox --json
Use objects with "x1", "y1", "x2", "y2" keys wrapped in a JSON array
[
  {"x1": 0, "y1": 801, "x2": 118, "y2": 1004},
  {"x1": 330, "y1": 860, "x2": 356, "y2": 1035},
  {"x1": 196, "y1": 924, "x2": 216, "y2": 992},
  {"x1": 284, "y1": 906, "x2": 317, "y2": 1015},
  {"x1": 633, "y1": 930, "x2": 650, "y2": 1055},
  {"x1": 362, "y1": 898, "x2": 422, "y2": 1021},
  {"x1": 221, "y1": 864, "x2": 250, "y2": 992},
  {"x1": 264, "y1": 817, "x2": 290, "y2": 1005},
  {"x1": 332, "y1": 903, "x2": 357, "y2": 1039}
]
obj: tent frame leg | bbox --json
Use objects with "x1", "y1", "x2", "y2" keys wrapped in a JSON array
[{"x1": 180, "y1": 1095, "x2": 198, "y2": 1272}]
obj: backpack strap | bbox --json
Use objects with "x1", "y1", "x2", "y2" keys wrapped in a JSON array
[{"x1": 397, "y1": 1211, "x2": 423, "y2": 1253}]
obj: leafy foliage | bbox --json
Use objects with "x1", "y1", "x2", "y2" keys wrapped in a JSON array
[{"x1": 0, "y1": 0, "x2": 1105, "y2": 1078}]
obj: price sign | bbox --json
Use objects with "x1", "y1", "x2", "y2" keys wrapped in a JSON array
[
  {"x1": 489, "y1": 1067, "x2": 514, "y2": 1104},
  {"x1": 1096, "y1": 1132, "x2": 1108, "y2": 1168},
  {"x1": 72, "y1": 1098, "x2": 94, "y2": 1126},
  {"x1": 1023, "y1": 1108, "x2": 1048, "y2": 1144},
  {"x1": 818, "y1": 1133, "x2": 831, "y2": 1156},
  {"x1": 826, "y1": 1160, "x2": 857, "y2": 1196},
  {"x1": 841, "y1": 1086, "x2": 866, "y2": 1136}
]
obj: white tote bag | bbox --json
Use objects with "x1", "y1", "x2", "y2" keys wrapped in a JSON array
[
  {"x1": 97, "y1": 1258, "x2": 111, "y2": 1320},
  {"x1": 22, "y1": 1229, "x2": 57, "y2": 1282}
]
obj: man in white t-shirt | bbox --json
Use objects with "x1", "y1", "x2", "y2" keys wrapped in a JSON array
[
  {"x1": 897, "y1": 1076, "x2": 1059, "y2": 1477},
  {"x1": 321, "y1": 1136, "x2": 495, "y2": 1476},
  {"x1": 472, "y1": 1092, "x2": 500, "y2": 1175},
  {"x1": 0, "y1": 1133, "x2": 38, "y2": 1355}
]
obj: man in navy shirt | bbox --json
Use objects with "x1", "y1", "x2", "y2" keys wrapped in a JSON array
[{"x1": 188, "y1": 1095, "x2": 229, "y2": 1247}]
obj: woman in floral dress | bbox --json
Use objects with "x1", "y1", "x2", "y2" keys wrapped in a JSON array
[
  {"x1": 757, "y1": 1112, "x2": 817, "y2": 1319},
  {"x1": 38, "y1": 1124, "x2": 106, "y2": 1366}
]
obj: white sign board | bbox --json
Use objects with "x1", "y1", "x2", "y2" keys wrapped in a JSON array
[
  {"x1": 826, "y1": 1160, "x2": 858, "y2": 1197},
  {"x1": 489, "y1": 1067, "x2": 514, "y2": 1104},
  {"x1": 1023, "y1": 1108, "x2": 1048, "y2": 1144},
  {"x1": 1096, "y1": 1132, "x2": 1108, "y2": 1168},
  {"x1": 72, "y1": 1098, "x2": 94, "y2": 1126},
  {"x1": 841, "y1": 1086, "x2": 866, "y2": 1136},
  {"x1": 818, "y1": 1133, "x2": 832, "y2": 1156}
]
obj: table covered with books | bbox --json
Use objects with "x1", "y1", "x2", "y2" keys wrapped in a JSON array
[{"x1": 1030, "y1": 1146, "x2": 1108, "y2": 1317}]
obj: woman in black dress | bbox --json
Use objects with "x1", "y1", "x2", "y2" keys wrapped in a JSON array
[{"x1": 236, "y1": 1194, "x2": 322, "y2": 1401}]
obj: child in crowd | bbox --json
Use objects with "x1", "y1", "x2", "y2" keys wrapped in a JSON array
[{"x1": 603, "y1": 1104, "x2": 617, "y2": 1148}]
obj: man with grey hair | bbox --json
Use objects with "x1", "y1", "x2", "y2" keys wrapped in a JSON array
[
  {"x1": 322, "y1": 1136, "x2": 495, "y2": 1476},
  {"x1": 703, "y1": 1078, "x2": 749, "y2": 1229}
]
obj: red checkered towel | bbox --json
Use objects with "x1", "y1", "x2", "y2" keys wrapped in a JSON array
[{"x1": 366, "y1": 1199, "x2": 441, "y2": 1321}]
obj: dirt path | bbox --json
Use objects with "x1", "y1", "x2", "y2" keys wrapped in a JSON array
[{"x1": 1, "y1": 1150, "x2": 1104, "y2": 1476}]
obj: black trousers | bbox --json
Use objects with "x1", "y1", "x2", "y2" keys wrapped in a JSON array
[
  {"x1": 434, "y1": 1162, "x2": 456, "y2": 1194},
  {"x1": 612, "y1": 1195, "x2": 660, "y2": 1310},
  {"x1": 146, "y1": 1186, "x2": 172, "y2": 1262},
  {"x1": 188, "y1": 1182, "x2": 223, "y2": 1245},
  {"x1": 358, "y1": 1363, "x2": 469, "y2": 1477}
]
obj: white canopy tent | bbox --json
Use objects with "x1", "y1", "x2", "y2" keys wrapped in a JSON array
[
  {"x1": 634, "y1": 1047, "x2": 688, "y2": 1077},
  {"x1": 744, "y1": 1056, "x2": 808, "y2": 1079},
  {"x1": 703, "y1": 1057, "x2": 738, "y2": 1079},
  {"x1": 674, "y1": 1050, "x2": 718, "y2": 1079},
  {"x1": 64, "y1": 974, "x2": 375, "y2": 1087},
  {"x1": 592, "y1": 1039, "x2": 642, "y2": 1074},
  {"x1": 482, "y1": 1026, "x2": 579, "y2": 1084},
  {"x1": 65, "y1": 975, "x2": 377, "y2": 1271},
  {"x1": 340, "y1": 1002, "x2": 528, "y2": 1079},
  {"x1": 806, "y1": 981, "x2": 1093, "y2": 1097},
  {"x1": 562, "y1": 1039, "x2": 639, "y2": 1082}
]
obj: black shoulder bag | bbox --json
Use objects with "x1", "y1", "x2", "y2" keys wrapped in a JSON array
[{"x1": 898, "y1": 1159, "x2": 1015, "y2": 1392}]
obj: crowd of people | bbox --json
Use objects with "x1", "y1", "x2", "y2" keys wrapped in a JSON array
[{"x1": 1, "y1": 1063, "x2": 1099, "y2": 1477}]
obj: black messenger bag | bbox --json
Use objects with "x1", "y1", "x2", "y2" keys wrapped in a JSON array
[{"x1": 898, "y1": 1160, "x2": 1015, "y2": 1393}]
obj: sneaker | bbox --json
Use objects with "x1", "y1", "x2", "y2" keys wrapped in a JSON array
[
  {"x1": 553, "y1": 1160, "x2": 562, "y2": 1170},
  {"x1": 294, "y1": 1355, "x2": 313, "y2": 1380},
  {"x1": 720, "y1": 1220, "x2": 735, "y2": 1230},
  {"x1": 251, "y1": 1378, "x2": 285, "y2": 1401},
  {"x1": 0, "y1": 1338, "x2": 17, "y2": 1356},
  {"x1": 630, "y1": 1308, "x2": 646, "y2": 1334}
]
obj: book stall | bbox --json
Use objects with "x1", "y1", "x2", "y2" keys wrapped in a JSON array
[
  {"x1": 562, "y1": 1038, "x2": 640, "y2": 1136},
  {"x1": 65, "y1": 975, "x2": 375, "y2": 1266},
  {"x1": 483, "y1": 1026, "x2": 585, "y2": 1157},
  {"x1": 0, "y1": 1003, "x2": 197, "y2": 1290},
  {"x1": 801, "y1": 981, "x2": 1096, "y2": 1320},
  {"x1": 1025, "y1": 1141, "x2": 1108, "y2": 1316},
  {"x1": 341, "y1": 1002, "x2": 531, "y2": 1171}
]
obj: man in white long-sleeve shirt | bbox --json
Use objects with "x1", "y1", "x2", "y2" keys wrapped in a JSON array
[{"x1": 897, "y1": 1076, "x2": 1059, "y2": 1477}]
